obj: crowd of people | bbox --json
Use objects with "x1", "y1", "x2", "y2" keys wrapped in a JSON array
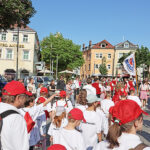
[{"x1": 0, "y1": 75, "x2": 150, "y2": 150}]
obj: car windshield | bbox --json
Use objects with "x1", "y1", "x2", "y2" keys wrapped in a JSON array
[{"x1": 44, "y1": 77, "x2": 50, "y2": 82}]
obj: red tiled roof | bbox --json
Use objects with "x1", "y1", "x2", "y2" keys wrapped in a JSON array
[
  {"x1": 10, "y1": 24, "x2": 35, "y2": 32},
  {"x1": 92, "y1": 40, "x2": 114, "y2": 49}
]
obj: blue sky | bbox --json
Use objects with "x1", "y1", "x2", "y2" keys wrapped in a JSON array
[{"x1": 29, "y1": 0, "x2": 150, "y2": 49}]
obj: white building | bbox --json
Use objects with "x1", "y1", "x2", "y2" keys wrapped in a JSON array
[{"x1": 0, "y1": 25, "x2": 40, "y2": 79}]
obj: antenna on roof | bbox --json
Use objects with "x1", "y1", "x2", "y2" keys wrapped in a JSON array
[{"x1": 123, "y1": 36, "x2": 125, "y2": 41}]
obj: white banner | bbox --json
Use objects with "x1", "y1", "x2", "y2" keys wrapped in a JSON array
[{"x1": 123, "y1": 53, "x2": 136, "y2": 76}]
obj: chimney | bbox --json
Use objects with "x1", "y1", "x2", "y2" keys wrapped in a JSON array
[
  {"x1": 83, "y1": 43, "x2": 85, "y2": 51},
  {"x1": 89, "y1": 40, "x2": 92, "y2": 48}
]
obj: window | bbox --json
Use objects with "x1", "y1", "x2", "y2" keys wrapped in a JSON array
[
  {"x1": 6, "y1": 49, "x2": 13, "y2": 59},
  {"x1": 13, "y1": 34, "x2": 18, "y2": 42},
  {"x1": 88, "y1": 64, "x2": 90, "y2": 70},
  {"x1": 23, "y1": 50, "x2": 29, "y2": 60},
  {"x1": 100, "y1": 53, "x2": 103, "y2": 58},
  {"x1": 95, "y1": 64, "x2": 99, "y2": 69},
  {"x1": 124, "y1": 42, "x2": 129, "y2": 48},
  {"x1": 101, "y1": 43, "x2": 106, "y2": 48},
  {"x1": 1, "y1": 33, "x2": 6, "y2": 41},
  {"x1": 108, "y1": 53, "x2": 111, "y2": 59},
  {"x1": 107, "y1": 64, "x2": 111, "y2": 70},
  {"x1": 119, "y1": 53, "x2": 124, "y2": 59},
  {"x1": 0, "y1": 49, "x2": 2, "y2": 58},
  {"x1": 88, "y1": 54, "x2": 91, "y2": 60},
  {"x1": 95, "y1": 53, "x2": 103, "y2": 59},
  {"x1": 23, "y1": 35, "x2": 28, "y2": 42}
]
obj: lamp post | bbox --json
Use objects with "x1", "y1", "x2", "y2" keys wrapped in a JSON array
[{"x1": 16, "y1": 27, "x2": 19, "y2": 80}]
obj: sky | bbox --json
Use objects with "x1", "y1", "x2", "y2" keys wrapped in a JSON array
[{"x1": 29, "y1": 0, "x2": 150, "y2": 49}]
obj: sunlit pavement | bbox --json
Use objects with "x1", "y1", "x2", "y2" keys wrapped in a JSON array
[{"x1": 137, "y1": 98, "x2": 150, "y2": 146}]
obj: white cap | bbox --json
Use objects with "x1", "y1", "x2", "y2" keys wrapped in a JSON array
[{"x1": 55, "y1": 106, "x2": 65, "y2": 116}]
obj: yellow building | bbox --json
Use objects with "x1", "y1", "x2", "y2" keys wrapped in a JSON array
[
  {"x1": 0, "y1": 25, "x2": 40, "y2": 79},
  {"x1": 114, "y1": 40, "x2": 138, "y2": 75},
  {"x1": 80, "y1": 40, "x2": 115, "y2": 79}
]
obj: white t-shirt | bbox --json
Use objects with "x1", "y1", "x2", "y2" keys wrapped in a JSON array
[
  {"x1": 48, "y1": 118, "x2": 68, "y2": 144},
  {"x1": 95, "y1": 133, "x2": 150, "y2": 150},
  {"x1": 80, "y1": 110, "x2": 102, "y2": 149},
  {"x1": 101, "y1": 99, "x2": 114, "y2": 116},
  {"x1": 74, "y1": 79, "x2": 80, "y2": 88},
  {"x1": 75, "y1": 103, "x2": 87, "y2": 112},
  {"x1": 83, "y1": 84, "x2": 96, "y2": 96},
  {"x1": 0, "y1": 102, "x2": 29, "y2": 150},
  {"x1": 96, "y1": 107, "x2": 108, "y2": 135},
  {"x1": 19, "y1": 104, "x2": 44, "y2": 146},
  {"x1": 55, "y1": 128, "x2": 86, "y2": 150},
  {"x1": 52, "y1": 99, "x2": 73, "y2": 114},
  {"x1": 127, "y1": 95, "x2": 142, "y2": 107}
]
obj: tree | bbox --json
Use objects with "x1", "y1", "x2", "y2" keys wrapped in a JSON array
[
  {"x1": 0, "y1": 0, "x2": 36, "y2": 30},
  {"x1": 118, "y1": 46, "x2": 150, "y2": 68},
  {"x1": 99, "y1": 57, "x2": 108, "y2": 75},
  {"x1": 41, "y1": 32, "x2": 84, "y2": 73}
]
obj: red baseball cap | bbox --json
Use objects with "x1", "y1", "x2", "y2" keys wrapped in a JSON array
[
  {"x1": 2, "y1": 81, "x2": 26, "y2": 96},
  {"x1": 47, "y1": 144, "x2": 66, "y2": 150},
  {"x1": 110, "y1": 100, "x2": 149, "y2": 125},
  {"x1": 59, "y1": 91, "x2": 66, "y2": 98},
  {"x1": 68, "y1": 108, "x2": 86, "y2": 123},
  {"x1": 37, "y1": 97, "x2": 46, "y2": 103},
  {"x1": 40, "y1": 87, "x2": 48, "y2": 94}
]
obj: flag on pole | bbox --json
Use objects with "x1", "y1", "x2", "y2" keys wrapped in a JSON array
[{"x1": 123, "y1": 53, "x2": 136, "y2": 76}]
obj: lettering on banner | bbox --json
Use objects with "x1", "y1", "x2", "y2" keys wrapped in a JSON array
[{"x1": 0, "y1": 43, "x2": 24, "y2": 48}]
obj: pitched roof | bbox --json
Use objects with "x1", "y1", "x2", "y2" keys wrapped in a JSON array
[
  {"x1": 10, "y1": 24, "x2": 35, "y2": 32},
  {"x1": 92, "y1": 40, "x2": 114, "y2": 49},
  {"x1": 115, "y1": 40, "x2": 137, "y2": 47}
]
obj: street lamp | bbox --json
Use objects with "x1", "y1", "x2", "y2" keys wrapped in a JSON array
[{"x1": 16, "y1": 26, "x2": 19, "y2": 80}]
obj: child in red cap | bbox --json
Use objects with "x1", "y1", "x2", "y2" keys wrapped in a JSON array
[
  {"x1": 47, "y1": 144, "x2": 66, "y2": 150},
  {"x1": 95, "y1": 100, "x2": 149, "y2": 150},
  {"x1": 127, "y1": 87, "x2": 142, "y2": 107},
  {"x1": 53, "y1": 108, "x2": 86, "y2": 150},
  {"x1": 19, "y1": 93, "x2": 57, "y2": 149},
  {"x1": 52, "y1": 91, "x2": 73, "y2": 118}
]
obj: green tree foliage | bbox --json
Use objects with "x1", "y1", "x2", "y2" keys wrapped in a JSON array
[
  {"x1": 41, "y1": 33, "x2": 84, "y2": 72},
  {"x1": 0, "y1": 0, "x2": 36, "y2": 30},
  {"x1": 99, "y1": 64, "x2": 108, "y2": 75},
  {"x1": 118, "y1": 46, "x2": 150, "y2": 68}
]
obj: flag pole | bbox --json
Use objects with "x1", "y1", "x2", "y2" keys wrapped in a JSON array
[{"x1": 134, "y1": 54, "x2": 138, "y2": 95}]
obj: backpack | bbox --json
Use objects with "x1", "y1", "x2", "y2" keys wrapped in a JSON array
[
  {"x1": 0, "y1": 110, "x2": 19, "y2": 150},
  {"x1": 129, "y1": 143, "x2": 148, "y2": 150}
]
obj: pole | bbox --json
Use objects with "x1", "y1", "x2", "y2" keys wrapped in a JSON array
[
  {"x1": 134, "y1": 54, "x2": 138, "y2": 95},
  {"x1": 52, "y1": 59, "x2": 53, "y2": 77},
  {"x1": 56, "y1": 54, "x2": 58, "y2": 80},
  {"x1": 16, "y1": 27, "x2": 19, "y2": 80}
]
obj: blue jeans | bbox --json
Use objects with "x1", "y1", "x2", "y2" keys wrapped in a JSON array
[{"x1": 86, "y1": 147, "x2": 93, "y2": 150}]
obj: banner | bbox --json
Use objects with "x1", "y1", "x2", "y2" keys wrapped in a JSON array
[{"x1": 123, "y1": 53, "x2": 136, "y2": 76}]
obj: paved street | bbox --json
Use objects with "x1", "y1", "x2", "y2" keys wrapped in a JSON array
[{"x1": 137, "y1": 99, "x2": 150, "y2": 146}]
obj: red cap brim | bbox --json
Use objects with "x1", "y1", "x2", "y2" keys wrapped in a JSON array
[{"x1": 142, "y1": 110, "x2": 149, "y2": 116}]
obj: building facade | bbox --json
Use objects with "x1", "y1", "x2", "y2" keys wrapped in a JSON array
[
  {"x1": 0, "y1": 25, "x2": 40, "y2": 79},
  {"x1": 114, "y1": 40, "x2": 138, "y2": 75},
  {"x1": 80, "y1": 40, "x2": 115, "y2": 79}
]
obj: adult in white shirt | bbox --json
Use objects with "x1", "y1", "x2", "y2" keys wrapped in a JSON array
[
  {"x1": 95, "y1": 100, "x2": 150, "y2": 150},
  {"x1": 83, "y1": 78, "x2": 96, "y2": 96},
  {"x1": 0, "y1": 81, "x2": 29, "y2": 150},
  {"x1": 27, "y1": 78, "x2": 36, "y2": 94},
  {"x1": 127, "y1": 87, "x2": 142, "y2": 107}
]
